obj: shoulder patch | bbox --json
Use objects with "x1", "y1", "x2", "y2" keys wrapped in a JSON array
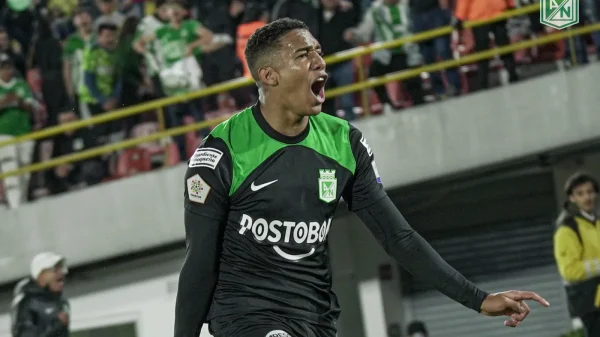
[
  {"x1": 187, "y1": 174, "x2": 211, "y2": 204},
  {"x1": 360, "y1": 135, "x2": 373, "y2": 157},
  {"x1": 189, "y1": 147, "x2": 223, "y2": 169}
]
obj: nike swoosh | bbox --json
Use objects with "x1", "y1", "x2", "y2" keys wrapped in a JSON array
[{"x1": 250, "y1": 179, "x2": 278, "y2": 191}]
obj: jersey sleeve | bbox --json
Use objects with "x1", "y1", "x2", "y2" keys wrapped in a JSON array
[
  {"x1": 342, "y1": 125, "x2": 387, "y2": 211},
  {"x1": 184, "y1": 135, "x2": 232, "y2": 221}
]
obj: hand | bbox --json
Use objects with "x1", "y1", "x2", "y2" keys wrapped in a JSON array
[
  {"x1": 57, "y1": 311, "x2": 69, "y2": 325},
  {"x1": 343, "y1": 29, "x2": 354, "y2": 42},
  {"x1": 480, "y1": 291, "x2": 550, "y2": 327}
]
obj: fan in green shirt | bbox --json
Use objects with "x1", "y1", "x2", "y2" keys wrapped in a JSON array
[
  {"x1": 80, "y1": 23, "x2": 122, "y2": 112},
  {"x1": 0, "y1": 54, "x2": 36, "y2": 137}
]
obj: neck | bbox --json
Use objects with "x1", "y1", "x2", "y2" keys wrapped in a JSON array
[
  {"x1": 171, "y1": 20, "x2": 181, "y2": 28},
  {"x1": 259, "y1": 92, "x2": 308, "y2": 137}
]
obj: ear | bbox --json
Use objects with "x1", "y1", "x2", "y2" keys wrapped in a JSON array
[
  {"x1": 568, "y1": 195, "x2": 576, "y2": 204},
  {"x1": 258, "y1": 67, "x2": 279, "y2": 87}
]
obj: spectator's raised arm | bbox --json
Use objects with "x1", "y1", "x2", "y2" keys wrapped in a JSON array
[{"x1": 133, "y1": 33, "x2": 155, "y2": 54}]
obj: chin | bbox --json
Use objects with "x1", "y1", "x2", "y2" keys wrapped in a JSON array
[{"x1": 308, "y1": 104, "x2": 322, "y2": 115}]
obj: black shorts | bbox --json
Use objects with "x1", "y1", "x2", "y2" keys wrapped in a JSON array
[{"x1": 210, "y1": 314, "x2": 336, "y2": 337}]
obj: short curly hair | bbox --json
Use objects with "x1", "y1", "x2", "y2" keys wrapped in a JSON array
[{"x1": 244, "y1": 18, "x2": 309, "y2": 82}]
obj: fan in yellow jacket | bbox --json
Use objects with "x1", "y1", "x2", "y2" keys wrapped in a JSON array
[{"x1": 554, "y1": 172, "x2": 600, "y2": 336}]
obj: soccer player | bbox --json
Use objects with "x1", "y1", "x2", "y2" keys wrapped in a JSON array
[{"x1": 175, "y1": 18, "x2": 550, "y2": 337}]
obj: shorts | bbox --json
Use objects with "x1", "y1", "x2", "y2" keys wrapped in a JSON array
[{"x1": 210, "y1": 314, "x2": 336, "y2": 337}]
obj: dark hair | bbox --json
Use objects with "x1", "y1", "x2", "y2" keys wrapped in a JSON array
[
  {"x1": 97, "y1": 23, "x2": 118, "y2": 35},
  {"x1": 244, "y1": 18, "x2": 309, "y2": 81},
  {"x1": 407, "y1": 321, "x2": 427, "y2": 335},
  {"x1": 563, "y1": 172, "x2": 599, "y2": 209}
]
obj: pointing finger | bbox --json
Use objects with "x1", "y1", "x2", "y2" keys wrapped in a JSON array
[{"x1": 507, "y1": 291, "x2": 550, "y2": 307}]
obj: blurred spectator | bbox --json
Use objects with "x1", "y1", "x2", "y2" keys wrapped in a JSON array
[
  {"x1": 584, "y1": 0, "x2": 600, "y2": 57},
  {"x1": 30, "y1": 14, "x2": 71, "y2": 126},
  {"x1": 81, "y1": 23, "x2": 121, "y2": 144},
  {"x1": 271, "y1": 0, "x2": 320, "y2": 37},
  {"x1": 47, "y1": 111, "x2": 106, "y2": 195},
  {"x1": 452, "y1": 0, "x2": 519, "y2": 89},
  {"x1": 409, "y1": 0, "x2": 460, "y2": 98},
  {"x1": 0, "y1": 27, "x2": 26, "y2": 76},
  {"x1": 554, "y1": 172, "x2": 600, "y2": 337},
  {"x1": 93, "y1": 0, "x2": 126, "y2": 31},
  {"x1": 345, "y1": 0, "x2": 425, "y2": 112},
  {"x1": 63, "y1": 7, "x2": 95, "y2": 120},
  {"x1": 134, "y1": 0, "x2": 217, "y2": 159},
  {"x1": 236, "y1": 1, "x2": 269, "y2": 79},
  {"x1": 407, "y1": 321, "x2": 428, "y2": 337},
  {"x1": 319, "y1": 0, "x2": 359, "y2": 120},
  {"x1": 197, "y1": 0, "x2": 237, "y2": 111},
  {"x1": 11, "y1": 252, "x2": 69, "y2": 337},
  {"x1": 135, "y1": 0, "x2": 168, "y2": 97},
  {"x1": 0, "y1": 53, "x2": 36, "y2": 209}
]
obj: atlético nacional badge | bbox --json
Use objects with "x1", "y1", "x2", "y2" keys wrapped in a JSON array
[{"x1": 318, "y1": 169, "x2": 337, "y2": 203}]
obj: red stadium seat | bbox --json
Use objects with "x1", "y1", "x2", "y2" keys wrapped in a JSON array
[
  {"x1": 115, "y1": 148, "x2": 152, "y2": 178},
  {"x1": 184, "y1": 116, "x2": 201, "y2": 158}
]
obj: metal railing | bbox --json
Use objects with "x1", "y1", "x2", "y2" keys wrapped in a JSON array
[{"x1": 4, "y1": 4, "x2": 597, "y2": 181}]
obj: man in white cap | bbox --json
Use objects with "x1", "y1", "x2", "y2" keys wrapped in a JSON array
[{"x1": 11, "y1": 252, "x2": 70, "y2": 337}]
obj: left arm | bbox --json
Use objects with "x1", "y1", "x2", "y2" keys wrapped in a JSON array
[
  {"x1": 342, "y1": 126, "x2": 487, "y2": 312},
  {"x1": 343, "y1": 126, "x2": 550, "y2": 326}
]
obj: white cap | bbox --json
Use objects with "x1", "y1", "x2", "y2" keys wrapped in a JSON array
[{"x1": 30, "y1": 252, "x2": 68, "y2": 280}]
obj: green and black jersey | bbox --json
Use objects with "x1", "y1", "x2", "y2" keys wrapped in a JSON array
[{"x1": 184, "y1": 105, "x2": 386, "y2": 328}]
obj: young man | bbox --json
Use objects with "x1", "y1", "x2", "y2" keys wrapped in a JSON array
[
  {"x1": 63, "y1": 7, "x2": 95, "y2": 119},
  {"x1": 175, "y1": 18, "x2": 549, "y2": 337},
  {"x1": 80, "y1": 23, "x2": 121, "y2": 143},
  {"x1": 11, "y1": 252, "x2": 70, "y2": 337},
  {"x1": 554, "y1": 172, "x2": 600, "y2": 337}
]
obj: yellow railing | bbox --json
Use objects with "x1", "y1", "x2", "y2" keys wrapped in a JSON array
[
  {"x1": 0, "y1": 3, "x2": 541, "y2": 151},
  {"x1": 2, "y1": 22, "x2": 599, "y2": 180}
]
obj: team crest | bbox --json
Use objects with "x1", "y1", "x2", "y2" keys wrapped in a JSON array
[{"x1": 318, "y1": 169, "x2": 337, "y2": 203}]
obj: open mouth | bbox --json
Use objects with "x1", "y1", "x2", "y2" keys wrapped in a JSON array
[{"x1": 310, "y1": 74, "x2": 328, "y2": 104}]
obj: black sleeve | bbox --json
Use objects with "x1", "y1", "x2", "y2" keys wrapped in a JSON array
[
  {"x1": 11, "y1": 295, "x2": 38, "y2": 337},
  {"x1": 355, "y1": 196, "x2": 489, "y2": 312},
  {"x1": 342, "y1": 126, "x2": 387, "y2": 211},
  {"x1": 174, "y1": 136, "x2": 232, "y2": 337}
]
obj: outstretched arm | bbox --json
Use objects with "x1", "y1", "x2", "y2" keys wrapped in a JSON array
[
  {"x1": 355, "y1": 196, "x2": 488, "y2": 312},
  {"x1": 343, "y1": 126, "x2": 549, "y2": 328}
]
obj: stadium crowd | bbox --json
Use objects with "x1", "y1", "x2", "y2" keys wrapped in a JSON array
[{"x1": 0, "y1": 0, "x2": 599, "y2": 208}]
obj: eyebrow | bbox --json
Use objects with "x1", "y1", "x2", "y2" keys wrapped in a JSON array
[{"x1": 294, "y1": 45, "x2": 321, "y2": 54}]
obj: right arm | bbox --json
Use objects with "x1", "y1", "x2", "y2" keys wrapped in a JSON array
[
  {"x1": 174, "y1": 136, "x2": 232, "y2": 337},
  {"x1": 554, "y1": 225, "x2": 598, "y2": 282}
]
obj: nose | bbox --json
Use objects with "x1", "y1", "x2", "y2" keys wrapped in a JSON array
[{"x1": 311, "y1": 52, "x2": 326, "y2": 71}]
